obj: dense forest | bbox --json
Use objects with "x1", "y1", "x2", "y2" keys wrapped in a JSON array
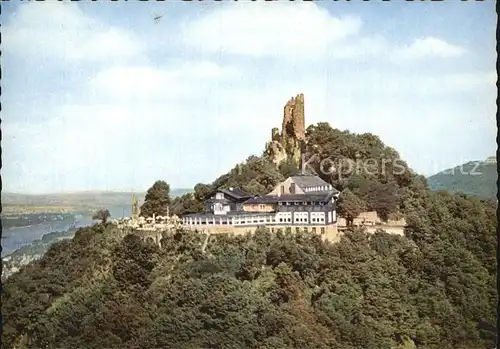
[
  {"x1": 2, "y1": 190, "x2": 496, "y2": 349},
  {"x1": 2, "y1": 123, "x2": 497, "y2": 349}
]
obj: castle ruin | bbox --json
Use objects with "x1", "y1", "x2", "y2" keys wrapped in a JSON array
[{"x1": 264, "y1": 93, "x2": 306, "y2": 168}]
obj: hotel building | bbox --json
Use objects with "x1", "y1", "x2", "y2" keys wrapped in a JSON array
[{"x1": 181, "y1": 175, "x2": 340, "y2": 239}]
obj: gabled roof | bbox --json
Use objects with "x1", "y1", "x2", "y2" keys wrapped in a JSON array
[
  {"x1": 290, "y1": 175, "x2": 331, "y2": 190},
  {"x1": 219, "y1": 187, "x2": 253, "y2": 200}
]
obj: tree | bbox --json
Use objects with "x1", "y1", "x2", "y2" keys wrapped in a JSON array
[
  {"x1": 140, "y1": 180, "x2": 171, "y2": 217},
  {"x1": 243, "y1": 178, "x2": 267, "y2": 196},
  {"x1": 92, "y1": 209, "x2": 111, "y2": 224},
  {"x1": 337, "y1": 189, "x2": 366, "y2": 226},
  {"x1": 365, "y1": 182, "x2": 400, "y2": 221},
  {"x1": 194, "y1": 183, "x2": 212, "y2": 202},
  {"x1": 171, "y1": 193, "x2": 205, "y2": 216}
]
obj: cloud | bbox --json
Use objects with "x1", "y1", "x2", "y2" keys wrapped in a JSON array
[
  {"x1": 181, "y1": 2, "x2": 362, "y2": 59},
  {"x1": 395, "y1": 37, "x2": 467, "y2": 60},
  {"x1": 88, "y1": 61, "x2": 242, "y2": 102},
  {"x1": 181, "y1": 4, "x2": 467, "y2": 63},
  {"x1": 2, "y1": 2, "x2": 494, "y2": 193},
  {"x1": 3, "y1": 2, "x2": 144, "y2": 64}
]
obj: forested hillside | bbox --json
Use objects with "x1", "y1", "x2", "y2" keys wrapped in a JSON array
[
  {"x1": 427, "y1": 161, "x2": 497, "y2": 200},
  {"x1": 2, "y1": 188, "x2": 496, "y2": 349}
]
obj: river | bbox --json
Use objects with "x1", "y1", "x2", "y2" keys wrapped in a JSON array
[{"x1": 1, "y1": 206, "x2": 132, "y2": 256}]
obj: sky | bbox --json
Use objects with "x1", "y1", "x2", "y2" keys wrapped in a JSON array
[{"x1": 2, "y1": 1, "x2": 497, "y2": 194}]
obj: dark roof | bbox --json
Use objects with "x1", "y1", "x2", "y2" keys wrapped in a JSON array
[
  {"x1": 219, "y1": 187, "x2": 253, "y2": 200},
  {"x1": 182, "y1": 211, "x2": 270, "y2": 218},
  {"x1": 290, "y1": 175, "x2": 331, "y2": 190},
  {"x1": 205, "y1": 198, "x2": 232, "y2": 205},
  {"x1": 245, "y1": 192, "x2": 337, "y2": 204}
]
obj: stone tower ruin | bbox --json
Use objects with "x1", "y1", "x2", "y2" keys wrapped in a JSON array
[{"x1": 264, "y1": 93, "x2": 306, "y2": 168}]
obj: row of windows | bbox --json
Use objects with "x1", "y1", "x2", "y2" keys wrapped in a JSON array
[
  {"x1": 304, "y1": 186, "x2": 331, "y2": 192},
  {"x1": 278, "y1": 201, "x2": 325, "y2": 206},
  {"x1": 311, "y1": 217, "x2": 325, "y2": 223},
  {"x1": 183, "y1": 217, "x2": 330, "y2": 225},
  {"x1": 270, "y1": 227, "x2": 327, "y2": 234}
]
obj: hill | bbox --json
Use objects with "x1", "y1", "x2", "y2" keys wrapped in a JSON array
[
  {"x1": 427, "y1": 159, "x2": 497, "y2": 200},
  {"x1": 1, "y1": 188, "x2": 496, "y2": 349}
]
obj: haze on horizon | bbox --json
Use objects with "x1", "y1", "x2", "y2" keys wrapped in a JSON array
[{"x1": 2, "y1": 1, "x2": 496, "y2": 195}]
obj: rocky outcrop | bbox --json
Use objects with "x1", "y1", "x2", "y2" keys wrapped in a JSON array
[{"x1": 264, "y1": 93, "x2": 306, "y2": 167}]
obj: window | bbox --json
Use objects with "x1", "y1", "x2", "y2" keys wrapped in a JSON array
[
  {"x1": 290, "y1": 183, "x2": 296, "y2": 194},
  {"x1": 312, "y1": 218, "x2": 316, "y2": 222},
  {"x1": 312, "y1": 227, "x2": 317, "y2": 233},
  {"x1": 280, "y1": 185, "x2": 285, "y2": 195},
  {"x1": 294, "y1": 202, "x2": 299, "y2": 205},
  {"x1": 304, "y1": 227, "x2": 308, "y2": 233},
  {"x1": 287, "y1": 218, "x2": 291, "y2": 222},
  {"x1": 321, "y1": 227, "x2": 325, "y2": 234},
  {"x1": 295, "y1": 227, "x2": 300, "y2": 233},
  {"x1": 279, "y1": 218, "x2": 283, "y2": 222}
]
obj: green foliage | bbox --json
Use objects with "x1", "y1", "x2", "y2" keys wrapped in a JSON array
[
  {"x1": 140, "y1": 180, "x2": 171, "y2": 217},
  {"x1": 2, "y1": 189, "x2": 496, "y2": 349},
  {"x1": 427, "y1": 161, "x2": 497, "y2": 200},
  {"x1": 173, "y1": 156, "x2": 287, "y2": 214},
  {"x1": 171, "y1": 193, "x2": 205, "y2": 216},
  {"x1": 337, "y1": 188, "x2": 366, "y2": 225},
  {"x1": 304, "y1": 123, "x2": 417, "y2": 220},
  {"x1": 92, "y1": 208, "x2": 111, "y2": 224}
]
